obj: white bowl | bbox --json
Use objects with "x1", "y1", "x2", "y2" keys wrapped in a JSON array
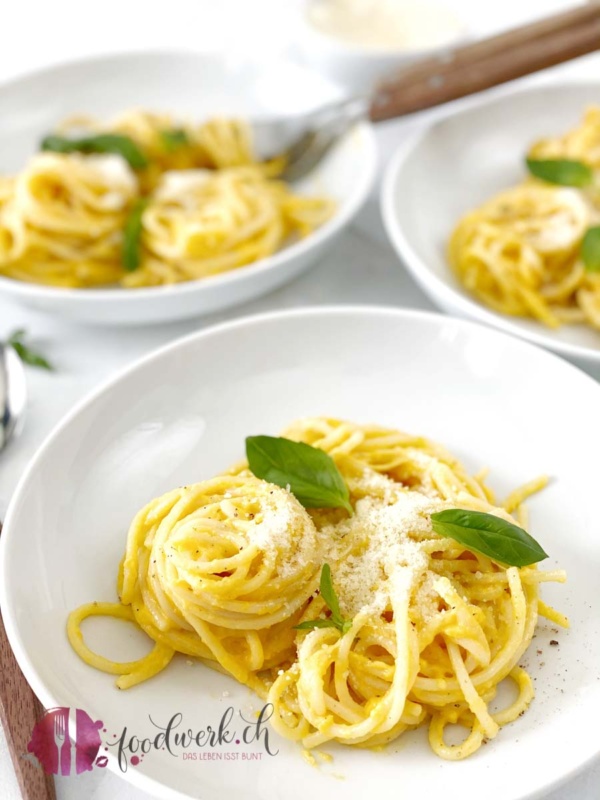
[
  {"x1": 1, "y1": 306, "x2": 599, "y2": 800},
  {"x1": 381, "y1": 81, "x2": 600, "y2": 364},
  {"x1": 0, "y1": 51, "x2": 376, "y2": 326},
  {"x1": 296, "y1": 0, "x2": 468, "y2": 95}
]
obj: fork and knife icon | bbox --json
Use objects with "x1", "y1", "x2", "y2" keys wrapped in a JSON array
[{"x1": 52, "y1": 710, "x2": 75, "y2": 777}]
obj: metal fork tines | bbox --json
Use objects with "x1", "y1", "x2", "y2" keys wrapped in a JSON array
[{"x1": 252, "y1": 96, "x2": 368, "y2": 183}]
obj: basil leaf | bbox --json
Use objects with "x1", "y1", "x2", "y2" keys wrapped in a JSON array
[
  {"x1": 430, "y1": 509, "x2": 548, "y2": 567},
  {"x1": 295, "y1": 564, "x2": 353, "y2": 634},
  {"x1": 41, "y1": 133, "x2": 148, "y2": 169},
  {"x1": 319, "y1": 563, "x2": 342, "y2": 624},
  {"x1": 121, "y1": 199, "x2": 148, "y2": 272},
  {"x1": 526, "y1": 157, "x2": 592, "y2": 187},
  {"x1": 581, "y1": 226, "x2": 600, "y2": 272},
  {"x1": 160, "y1": 128, "x2": 189, "y2": 152},
  {"x1": 245, "y1": 436, "x2": 353, "y2": 514},
  {"x1": 294, "y1": 619, "x2": 338, "y2": 631},
  {"x1": 7, "y1": 329, "x2": 53, "y2": 371},
  {"x1": 7, "y1": 327, "x2": 26, "y2": 340}
]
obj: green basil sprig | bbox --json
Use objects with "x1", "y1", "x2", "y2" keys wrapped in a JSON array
[
  {"x1": 581, "y1": 226, "x2": 600, "y2": 272},
  {"x1": 246, "y1": 436, "x2": 352, "y2": 514},
  {"x1": 430, "y1": 509, "x2": 548, "y2": 567},
  {"x1": 6, "y1": 329, "x2": 53, "y2": 370},
  {"x1": 295, "y1": 564, "x2": 352, "y2": 634},
  {"x1": 525, "y1": 157, "x2": 600, "y2": 271},
  {"x1": 121, "y1": 199, "x2": 148, "y2": 272},
  {"x1": 41, "y1": 133, "x2": 148, "y2": 169},
  {"x1": 526, "y1": 157, "x2": 592, "y2": 188},
  {"x1": 160, "y1": 128, "x2": 189, "y2": 152}
]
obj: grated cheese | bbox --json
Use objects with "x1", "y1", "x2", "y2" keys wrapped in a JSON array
[
  {"x1": 245, "y1": 484, "x2": 321, "y2": 579},
  {"x1": 328, "y1": 489, "x2": 448, "y2": 617}
]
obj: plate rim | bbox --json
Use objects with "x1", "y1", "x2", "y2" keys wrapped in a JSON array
[
  {"x1": 1, "y1": 304, "x2": 599, "y2": 799},
  {"x1": 381, "y1": 78, "x2": 600, "y2": 364},
  {"x1": 0, "y1": 48, "x2": 377, "y2": 304}
]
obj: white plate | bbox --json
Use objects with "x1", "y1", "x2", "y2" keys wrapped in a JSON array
[
  {"x1": 1, "y1": 307, "x2": 599, "y2": 800},
  {"x1": 381, "y1": 81, "x2": 600, "y2": 364},
  {"x1": 0, "y1": 52, "x2": 376, "y2": 326}
]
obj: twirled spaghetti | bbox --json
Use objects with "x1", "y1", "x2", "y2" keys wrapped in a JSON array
[
  {"x1": 0, "y1": 111, "x2": 333, "y2": 288},
  {"x1": 449, "y1": 106, "x2": 600, "y2": 329},
  {"x1": 68, "y1": 417, "x2": 566, "y2": 761}
]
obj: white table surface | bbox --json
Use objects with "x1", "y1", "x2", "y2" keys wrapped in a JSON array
[{"x1": 1, "y1": 1, "x2": 600, "y2": 798}]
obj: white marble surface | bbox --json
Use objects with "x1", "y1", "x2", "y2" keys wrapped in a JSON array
[{"x1": 1, "y1": 1, "x2": 600, "y2": 798}]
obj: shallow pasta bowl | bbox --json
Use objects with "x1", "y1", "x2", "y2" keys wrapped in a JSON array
[
  {"x1": 381, "y1": 81, "x2": 600, "y2": 364},
  {"x1": 0, "y1": 51, "x2": 376, "y2": 325},
  {"x1": 1, "y1": 306, "x2": 599, "y2": 800}
]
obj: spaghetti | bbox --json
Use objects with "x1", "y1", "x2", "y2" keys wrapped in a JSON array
[
  {"x1": 0, "y1": 111, "x2": 333, "y2": 289},
  {"x1": 68, "y1": 417, "x2": 566, "y2": 761},
  {"x1": 449, "y1": 106, "x2": 600, "y2": 329}
]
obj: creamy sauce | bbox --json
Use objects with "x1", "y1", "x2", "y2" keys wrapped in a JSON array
[
  {"x1": 306, "y1": 0, "x2": 463, "y2": 52},
  {"x1": 155, "y1": 169, "x2": 212, "y2": 200}
]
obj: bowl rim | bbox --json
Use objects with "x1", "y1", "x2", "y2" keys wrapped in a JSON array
[
  {"x1": 1, "y1": 303, "x2": 600, "y2": 800},
  {"x1": 380, "y1": 78, "x2": 600, "y2": 364},
  {"x1": 0, "y1": 49, "x2": 377, "y2": 304}
]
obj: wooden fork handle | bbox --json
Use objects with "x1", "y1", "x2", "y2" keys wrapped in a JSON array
[
  {"x1": 370, "y1": 5, "x2": 600, "y2": 121},
  {"x1": 0, "y1": 522, "x2": 56, "y2": 800}
]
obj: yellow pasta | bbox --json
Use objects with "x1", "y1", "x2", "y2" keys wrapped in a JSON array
[
  {"x1": 0, "y1": 153, "x2": 137, "y2": 287},
  {"x1": 0, "y1": 111, "x2": 333, "y2": 289},
  {"x1": 67, "y1": 417, "x2": 566, "y2": 761},
  {"x1": 126, "y1": 166, "x2": 329, "y2": 287},
  {"x1": 449, "y1": 106, "x2": 600, "y2": 330}
]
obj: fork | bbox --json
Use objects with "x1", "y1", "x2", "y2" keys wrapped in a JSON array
[
  {"x1": 53, "y1": 712, "x2": 71, "y2": 777},
  {"x1": 256, "y1": 5, "x2": 600, "y2": 181},
  {"x1": 0, "y1": 343, "x2": 26, "y2": 454}
]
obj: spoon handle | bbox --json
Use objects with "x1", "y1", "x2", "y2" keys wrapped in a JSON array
[
  {"x1": 0, "y1": 523, "x2": 57, "y2": 800},
  {"x1": 370, "y1": 5, "x2": 600, "y2": 121}
]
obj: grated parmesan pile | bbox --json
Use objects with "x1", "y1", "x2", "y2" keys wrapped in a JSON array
[
  {"x1": 244, "y1": 483, "x2": 321, "y2": 579},
  {"x1": 325, "y1": 471, "x2": 449, "y2": 617},
  {"x1": 240, "y1": 470, "x2": 455, "y2": 616}
]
